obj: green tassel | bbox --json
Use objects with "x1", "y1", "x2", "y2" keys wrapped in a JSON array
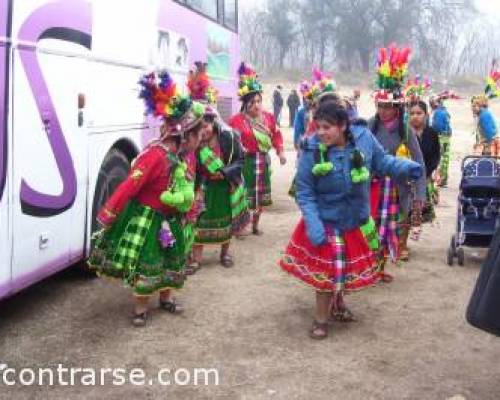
[
  {"x1": 159, "y1": 162, "x2": 195, "y2": 213},
  {"x1": 312, "y1": 143, "x2": 332, "y2": 176},
  {"x1": 312, "y1": 162, "x2": 334, "y2": 176},
  {"x1": 351, "y1": 167, "x2": 370, "y2": 184}
]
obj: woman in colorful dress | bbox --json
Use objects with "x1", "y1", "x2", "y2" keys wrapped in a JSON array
[
  {"x1": 229, "y1": 63, "x2": 286, "y2": 235},
  {"x1": 88, "y1": 72, "x2": 204, "y2": 327},
  {"x1": 408, "y1": 100, "x2": 441, "y2": 225},
  {"x1": 185, "y1": 61, "x2": 250, "y2": 270},
  {"x1": 279, "y1": 100, "x2": 422, "y2": 340},
  {"x1": 369, "y1": 46, "x2": 427, "y2": 275}
]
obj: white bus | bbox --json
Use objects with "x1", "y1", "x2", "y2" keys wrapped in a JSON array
[{"x1": 0, "y1": 0, "x2": 240, "y2": 300}]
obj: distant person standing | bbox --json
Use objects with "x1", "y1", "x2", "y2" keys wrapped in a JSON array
[
  {"x1": 430, "y1": 93, "x2": 452, "y2": 187},
  {"x1": 287, "y1": 89, "x2": 301, "y2": 127},
  {"x1": 273, "y1": 85, "x2": 284, "y2": 126}
]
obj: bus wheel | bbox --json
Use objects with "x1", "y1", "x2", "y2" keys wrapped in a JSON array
[{"x1": 84, "y1": 149, "x2": 131, "y2": 274}]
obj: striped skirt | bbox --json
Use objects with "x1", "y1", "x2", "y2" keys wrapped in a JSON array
[
  {"x1": 243, "y1": 152, "x2": 272, "y2": 211},
  {"x1": 279, "y1": 219, "x2": 380, "y2": 292}
]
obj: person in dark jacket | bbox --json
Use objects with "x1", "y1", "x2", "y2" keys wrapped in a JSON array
[
  {"x1": 273, "y1": 85, "x2": 284, "y2": 126},
  {"x1": 408, "y1": 100, "x2": 441, "y2": 226},
  {"x1": 287, "y1": 89, "x2": 301, "y2": 127},
  {"x1": 189, "y1": 110, "x2": 251, "y2": 271}
]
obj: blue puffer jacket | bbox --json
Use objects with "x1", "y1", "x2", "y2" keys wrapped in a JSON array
[
  {"x1": 479, "y1": 108, "x2": 498, "y2": 142},
  {"x1": 432, "y1": 106, "x2": 452, "y2": 135},
  {"x1": 296, "y1": 124, "x2": 423, "y2": 246}
]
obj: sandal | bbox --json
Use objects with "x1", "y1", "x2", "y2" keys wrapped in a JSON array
[
  {"x1": 380, "y1": 272, "x2": 394, "y2": 283},
  {"x1": 132, "y1": 312, "x2": 148, "y2": 327},
  {"x1": 309, "y1": 320, "x2": 329, "y2": 340},
  {"x1": 185, "y1": 261, "x2": 201, "y2": 276},
  {"x1": 331, "y1": 307, "x2": 357, "y2": 323},
  {"x1": 159, "y1": 298, "x2": 184, "y2": 314},
  {"x1": 400, "y1": 250, "x2": 410, "y2": 262},
  {"x1": 252, "y1": 228, "x2": 264, "y2": 236},
  {"x1": 220, "y1": 254, "x2": 234, "y2": 268}
]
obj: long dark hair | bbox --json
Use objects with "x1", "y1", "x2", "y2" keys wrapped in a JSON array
[
  {"x1": 371, "y1": 103, "x2": 406, "y2": 141},
  {"x1": 240, "y1": 92, "x2": 263, "y2": 113},
  {"x1": 313, "y1": 100, "x2": 354, "y2": 145}
]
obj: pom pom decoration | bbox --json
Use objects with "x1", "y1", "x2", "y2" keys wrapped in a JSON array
[
  {"x1": 187, "y1": 61, "x2": 219, "y2": 104},
  {"x1": 160, "y1": 162, "x2": 195, "y2": 213},
  {"x1": 350, "y1": 149, "x2": 370, "y2": 184},
  {"x1": 237, "y1": 62, "x2": 263, "y2": 99},
  {"x1": 312, "y1": 143, "x2": 334, "y2": 176}
]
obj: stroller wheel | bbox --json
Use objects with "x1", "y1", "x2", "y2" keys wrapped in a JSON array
[
  {"x1": 447, "y1": 247, "x2": 455, "y2": 266},
  {"x1": 457, "y1": 248, "x2": 465, "y2": 266},
  {"x1": 450, "y1": 235, "x2": 457, "y2": 256}
]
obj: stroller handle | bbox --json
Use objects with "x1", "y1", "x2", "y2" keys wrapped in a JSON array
[{"x1": 461, "y1": 155, "x2": 500, "y2": 171}]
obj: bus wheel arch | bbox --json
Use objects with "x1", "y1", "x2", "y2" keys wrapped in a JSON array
[{"x1": 90, "y1": 140, "x2": 138, "y2": 240}]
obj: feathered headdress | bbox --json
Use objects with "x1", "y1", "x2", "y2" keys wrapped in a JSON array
[
  {"x1": 403, "y1": 75, "x2": 431, "y2": 102},
  {"x1": 312, "y1": 67, "x2": 337, "y2": 96},
  {"x1": 432, "y1": 90, "x2": 461, "y2": 103},
  {"x1": 237, "y1": 62, "x2": 263, "y2": 99},
  {"x1": 300, "y1": 67, "x2": 337, "y2": 104},
  {"x1": 139, "y1": 71, "x2": 204, "y2": 135},
  {"x1": 187, "y1": 61, "x2": 219, "y2": 105},
  {"x1": 485, "y1": 70, "x2": 500, "y2": 99},
  {"x1": 374, "y1": 44, "x2": 411, "y2": 103}
]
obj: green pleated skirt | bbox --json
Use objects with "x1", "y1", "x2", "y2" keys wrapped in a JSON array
[
  {"x1": 88, "y1": 201, "x2": 187, "y2": 296},
  {"x1": 195, "y1": 180, "x2": 233, "y2": 245}
]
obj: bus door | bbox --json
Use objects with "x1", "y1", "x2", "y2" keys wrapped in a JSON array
[{"x1": 10, "y1": 1, "x2": 92, "y2": 287}]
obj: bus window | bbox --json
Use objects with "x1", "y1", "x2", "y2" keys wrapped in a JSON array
[
  {"x1": 186, "y1": 0, "x2": 218, "y2": 20},
  {"x1": 223, "y1": 0, "x2": 237, "y2": 31}
]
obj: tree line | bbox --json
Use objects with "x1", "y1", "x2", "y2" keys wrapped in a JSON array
[{"x1": 240, "y1": 0, "x2": 499, "y2": 78}]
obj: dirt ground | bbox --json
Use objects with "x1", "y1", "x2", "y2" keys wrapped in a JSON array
[{"x1": 1, "y1": 92, "x2": 500, "y2": 400}]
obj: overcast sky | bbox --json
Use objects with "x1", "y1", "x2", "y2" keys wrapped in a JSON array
[{"x1": 241, "y1": 0, "x2": 500, "y2": 17}]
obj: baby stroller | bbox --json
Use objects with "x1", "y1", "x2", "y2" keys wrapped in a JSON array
[{"x1": 448, "y1": 156, "x2": 500, "y2": 266}]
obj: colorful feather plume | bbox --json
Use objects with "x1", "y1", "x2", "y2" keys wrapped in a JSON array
[
  {"x1": 485, "y1": 69, "x2": 500, "y2": 99},
  {"x1": 403, "y1": 75, "x2": 431, "y2": 101},
  {"x1": 237, "y1": 62, "x2": 263, "y2": 99},
  {"x1": 376, "y1": 44, "x2": 411, "y2": 91},
  {"x1": 138, "y1": 70, "x2": 192, "y2": 121}
]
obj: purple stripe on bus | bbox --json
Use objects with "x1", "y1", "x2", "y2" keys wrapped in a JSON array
[
  {"x1": 0, "y1": 250, "x2": 83, "y2": 301},
  {"x1": 17, "y1": 0, "x2": 92, "y2": 212},
  {"x1": 0, "y1": 1, "x2": 9, "y2": 201}
]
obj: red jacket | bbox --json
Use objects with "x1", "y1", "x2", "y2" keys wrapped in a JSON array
[
  {"x1": 97, "y1": 145, "x2": 195, "y2": 226},
  {"x1": 229, "y1": 111, "x2": 284, "y2": 155}
]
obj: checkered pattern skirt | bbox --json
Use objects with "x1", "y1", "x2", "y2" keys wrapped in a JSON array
[
  {"x1": 279, "y1": 219, "x2": 380, "y2": 292},
  {"x1": 243, "y1": 152, "x2": 272, "y2": 211},
  {"x1": 370, "y1": 177, "x2": 401, "y2": 263},
  {"x1": 88, "y1": 201, "x2": 187, "y2": 295}
]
